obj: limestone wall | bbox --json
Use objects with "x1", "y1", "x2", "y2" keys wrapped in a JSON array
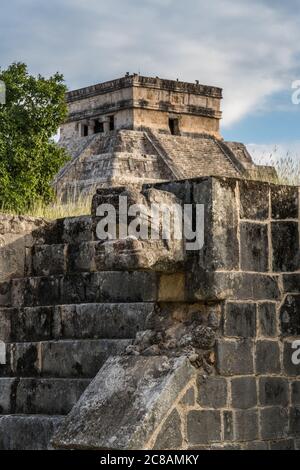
[
  {"x1": 1, "y1": 177, "x2": 299, "y2": 450},
  {"x1": 0, "y1": 215, "x2": 47, "y2": 283},
  {"x1": 59, "y1": 177, "x2": 299, "y2": 450},
  {"x1": 61, "y1": 75, "x2": 222, "y2": 139},
  {"x1": 146, "y1": 177, "x2": 300, "y2": 450}
]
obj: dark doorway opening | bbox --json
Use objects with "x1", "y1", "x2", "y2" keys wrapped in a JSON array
[
  {"x1": 94, "y1": 120, "x2": 104, "y2": 134},
  {"x1": 169, "y1": 118, "x2": 180, "y2": 136},
  {"x1": 83, "y1": 124, "x2": 89, "y2": 137},
  {"x1": 109, "y1": 116, "x2": 115, "y2": 131}
]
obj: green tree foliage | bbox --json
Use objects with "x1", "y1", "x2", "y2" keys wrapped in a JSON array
[{"x1": 0, "y1": 62, "x2": 69, "y2": 212}]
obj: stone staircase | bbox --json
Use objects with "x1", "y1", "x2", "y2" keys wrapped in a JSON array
[
  {"x1": 0, "y1": 216, "x2": 154, "y2": 449},
  {"x1": 149, "y1": 131, "x2": 241, "y2": 179},
  {"x1": 55, "y1": 130, "x2": 170, "y2": 198}
]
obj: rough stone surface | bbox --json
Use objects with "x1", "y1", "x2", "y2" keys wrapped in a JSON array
[
  {"x1": 280, "y1": 295, "x2": 300, "y2": 336},
  {"x1": 197, "y1": 376, "x2": 227, "y2": 408},
  {"x1": 216, "y1": 340, "x2": 254, "y2": 376},
  {"x1": 187, "y1": 410, "x2": 221, "y2": 444},
  {"x1": 1, "y1": 176, "x2": 300, "y2": 451},
  {"x1": 224, "y1": 303, "x2": 256, "y2": 338},
  {"x1": 240, "y1": 223, "x2": 268, "y2": 272},
  {"x1": 239, "y1": 180, "x2": 269, "y2": 220},
  {"x1": 52, "y1": 356, "x2": 196, "y2": 450},
  {"x1": 234, "y1": 410, "x2": 259, "y2": 441},
  {"x1": 271, "y1": 185, "x2": 298, "y2": 220},
  {"x1": 0, "y1": 415, "x2": 63, "y2": 450},
  {"x1": 231, "y1": 377, "x2": 257, "y2": 409},
  {"x1": 255, "y1": 341, "x2": 281, "y2": 374},
  {"x1": 292, "y1": 382, "x2": 300, "y2": 405},
  {"x1": 259, "y1": 378, "x2": 289, "y2": 407},
  {"x1": 260, "y1": 407, "x2": 289, "y2": 440},
  {"x1": 259, "y1": 302, "x2": 277, "y2": 337},
  {"x1": 153, "y1": 409, "x2": 183, "y2": 450},
  {"x1": 272, "y1": 222, "x2": 300, "y2": 272}
]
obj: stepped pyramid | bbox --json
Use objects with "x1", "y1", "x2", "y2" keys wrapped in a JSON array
[{"x1": 55, "y1": 74, "x2": 275, "y2": 199}]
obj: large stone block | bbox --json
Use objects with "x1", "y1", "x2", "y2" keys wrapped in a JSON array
[
  {"x1": 41, "y1": 339, "x2": 130, "y2": 378},
  {"x1": 52, "y1": 356, "x2": 196, "y2": 450},
  {"x1": 258, "y1": 302, "x2": 277, "y2": 337},
  {"x1": 60, "y1": 273, "x2": 87, "y2": 304},
  {"x1": 0, "y1": 378, "x2": 17, "y2": 414},
  {"x1": 0, "y1": 307, "x2": 12, "y2": 342},
  {"x1": 240, "y1": 222, "x2": 269, "y2": 272},
  {"x1": 223, "y1": 411, "x2": 234, "y2": 441},
  {"x1": 259, "y1": 377, "x2": 289, "y2": 407},
  {"x1": 187, "y1": 410, "x2": 221, "y2": 444},
  {"x1": 231, "y1": 377, "x2": 257, "y2": 409},
  {"x1": 0, "y1": 281, "x2": 11, "y2": 307},
  {"x1": 32, "y1": 244, "x2": 66, "y2": 276},
  {"x1": 11, "y1": 276, "x2": 60, "y2": 308},
  {"x1": 292, "y1": 382, "x2": 300, "y2": 405},
  {"x1": 283, "y1": 274, "x2": 300, "y2": 293},
  {"x1": 289, "y1": 407, "x2": 300, "y2": 436},
  {"x1": 280, "y1": 295, "x2": 300, "y2": 336},
  {"x1": 224, "y1": 302, "x2": 256, "y2": 338},
  {"x1": 53, "y1": 303, "x2": 152, "y2": 340},
  {"x1": 11, "y1": 342, "x2": 41, "y2": 376},
  {"x1": 10, "y1": 306, "x2": 54, "y2": 342},
  {"x1": 153, "y1": 409, "x2": 183, "y2": 450},
  {"x1": 197, "y1": 376, "x2": 228, "y2": 408},
  {"x1": 0, "y1": 415, "x2": 63, "y2": 450},
  {"x1": 260, "y1": 407, "x2": 289, "y2": 439},
  {"x1": 61, "y1": 216, "x2": 94, "y2": 244},
  {"x1": 193, "y1": 178, "x2": 239, "y2": 271},
  {"x1": 158, "y1": 273, "x2": 185, "y2": 302},
  {"x1": 271, "y1": 185, "x2": 298, "y2": 220},
  {"x1": 234, "y1": 410, "x2": 259, "y2": 441},
  {"x1": 15, "y1": 378, "x2": 90, "y2": 415},
  {"x1": 86, "y1": 271, "x2": 158, "y2": 303},
  {"x1": 216, "y1": 339, "x2": 254, "y2": 376},
  {"x1": 239, "y1": 180, "x2": 269, "y2": 220},
  {"x1": 67, "y1": 242, "x2": 95, "y2": 273},
  {"x1": 0, "y1": 238, "x2": 26, "y2": 282},
  {"x1": 191, "y1": 271, "x2": 280, "y2": 302},
  {"x1": 255, "y1": 340, "x2": 281, "y2": 374},
  {"x1": 271, "y1": 222, "x2": 300, "y2": 272}
]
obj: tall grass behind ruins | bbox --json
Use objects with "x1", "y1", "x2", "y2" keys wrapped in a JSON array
[
  {"x1": 251, "y1": 146, "x2": 300, "y2": 185},
  {"x1": 0, "y1": 192, "x2": 91, "y2": 220},
  {"x1": 1, "y1": 147, "x2": 299, "y2": 220}
]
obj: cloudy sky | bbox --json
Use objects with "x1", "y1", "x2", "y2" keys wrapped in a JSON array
[{"x1": 1, "y1": 0, "x2": 300, "y2": 162}]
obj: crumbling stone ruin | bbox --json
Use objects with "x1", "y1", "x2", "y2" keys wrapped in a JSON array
[
  {"x1": 55, "y1": 75, "x2": 275, "y2": 199},
  {"x1": 0, "y1": 76, "x2": 298, "y2": 450},
  {"x1": 0, "y1": 177, "x2": 299, "y2": 450}
]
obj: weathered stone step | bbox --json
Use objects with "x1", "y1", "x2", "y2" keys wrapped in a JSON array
[
  {"x1": 9, "y1": 271, "x2": 158, "y2": 307},
  {"x1": 1, "y1": 339, "x2": 131, "y2": 378},
  {"x1": 0, "y1": 415, "x2": 64, "y2": 450},
  {"x1": 30, "y1": 239, "x2": 182, "y2": 277},
  {"x1": 0, "y1": 303, "x2": 153, "y2": 343},
  {"x1": 0, "y1": 378, "x2": 90, "y2": 415},
  {"x1": 32, "y1": 216, "x2": 94, "y2": 246}
]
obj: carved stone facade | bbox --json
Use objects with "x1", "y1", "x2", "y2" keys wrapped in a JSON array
[{"x1": 55, "y1": 75, "x2": 276, "y2": 199}]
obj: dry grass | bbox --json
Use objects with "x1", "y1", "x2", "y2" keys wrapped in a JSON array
[
  {"x1": 2, "y1": 147, "x2": 299, "y2": 220},
  {"x1": 252, "y1": 146, "x2": 300, "y2": 186},
  {"x1": 1, "y1": 193, "x2": 92, "y2": 220}
]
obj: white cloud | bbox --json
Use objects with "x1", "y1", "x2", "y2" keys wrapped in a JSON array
[{"x1": 1, "y1": 0, "x2": 300, "y2": 127}]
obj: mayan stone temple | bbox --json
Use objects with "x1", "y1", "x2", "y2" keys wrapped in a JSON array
[
  {"x1": 0, "y1": 75, "x2": 299, "y2": 451},
  {"x1": 55, "y1": 74, "x2": 275, "y2": 198}
]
